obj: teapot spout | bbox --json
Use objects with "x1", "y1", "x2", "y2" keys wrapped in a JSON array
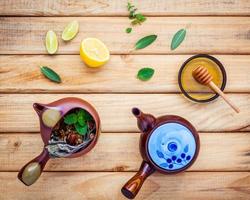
[
  {"x1": 132, "y1": 108, "x2": 156, "y2": 134},
  {"x1": 33, "y1": 103, "x2": 45, "y2": 115}
]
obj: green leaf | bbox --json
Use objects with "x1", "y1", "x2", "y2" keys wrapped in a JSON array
[
  {"x1": 77, "y1": 109, "x2": 84, "y2": 118},
  {"x1": 64, "y1": 113, "x2": 77, "y2": 125},
  {"x1": 135, "y1": 13, "x2": 146, "y2": 22},
  {"x1": 77, "y1": 109, "x2": 92, "y2": 123},
  {"x1": 40, "y1": 66, "x2": 61, "y2": 83},
  {"x1": 131, "y1": 14, "x2": 146, "y2": 25},
  {"x1": 126, "y1": 27, "x2": 132, "y2": 33},
  {"x1": 127, "y1": 2, "x2": 134, "y2": 11},
  {"x1": 137, "y1": 68, "x2": 155, "y2": 81},
  {"x1": 135, "y1": 35, "x2": 157, "y2": 50},
  {"x1": 171, "y1": 29, "x2": 186, "y2": 50},
  {"x1": 74, "y1": 123, "x2": 88, "y2": 135},
  {"x1": 129, "y1": 10, "x2": 136, "y2": 19},
  {"x1": 77, "y1": 114, "x2": 86, "y2": 126}
]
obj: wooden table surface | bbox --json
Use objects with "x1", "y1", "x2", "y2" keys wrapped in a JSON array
[{"x1": 0, "y1": 1, "x2": 250, "y2": 199}]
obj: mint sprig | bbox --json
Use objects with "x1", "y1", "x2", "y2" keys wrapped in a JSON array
[
  {"x1": 127, "y1": 2, "x2": 146, "y2": 27},
  {"x1": 64, "y1": 109, "x2": 92, "y2": 135}
]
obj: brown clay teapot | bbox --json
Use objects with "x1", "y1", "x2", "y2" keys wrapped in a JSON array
[
  {"x1": 121, "y1": 108, "x2": 200, "y2": 199},
  {"x1": 18, "y1": 97, "x2": 100, "y2": 186}
]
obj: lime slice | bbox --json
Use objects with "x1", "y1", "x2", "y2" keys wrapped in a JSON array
[
  {"x1": 45, "y1": 30, "x2": 58, "y2": 54},
  {"x1": 62, "y1": 20, "x2": 79, "y2": 41}
]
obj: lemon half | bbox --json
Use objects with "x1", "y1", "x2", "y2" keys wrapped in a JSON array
[{"x1": 80, "y1": 38, "x2": 110, "y2": 68}]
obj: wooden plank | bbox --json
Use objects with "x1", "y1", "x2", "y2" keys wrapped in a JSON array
[
  {"x1": 0, "y1": 55, "x2": 250, "y2": 93},
  {"x1": 0, "y1": 94, "x2": 249, "y2": 132},
  {"x1": 1, "y1": 17, "x2": 250, "y2": 54},
  {"x1": 1, "y1": 133, "x2": 249, "y2": 172},
  {"x1": 1, "y1": 0, "x2": 250, "y2": 16},
  {"x1": 0, "y1": 172, "x2": 249, "y2": 200}
]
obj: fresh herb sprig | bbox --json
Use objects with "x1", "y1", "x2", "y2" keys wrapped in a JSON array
[
  {"x1": 127, "y1": 2, "x2": 146, "y2": 24},
  {"x1": 64, "y1": 109, "x2": 93, "y2": 136},
  {"x1": 126, "y1": 2, "x2": 147, "y2": 33}
]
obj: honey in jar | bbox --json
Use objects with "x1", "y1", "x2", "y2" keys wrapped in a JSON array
[{"x1": 178, "y1": 54, "x2": 226, "y2": 102}]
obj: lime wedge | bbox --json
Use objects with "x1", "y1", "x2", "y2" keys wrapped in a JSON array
[
  {"x1": 45, "y1": 30, "x2": 58, "y2": 54},
  {"x1": 62, "y1": 20, "x2": 79, "y2": 41}
]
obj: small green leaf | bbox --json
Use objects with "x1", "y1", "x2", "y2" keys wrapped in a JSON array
[
  {"x1": 127, "y1": 2, "x2": 134, "y2": 11},
  {"x1": 135, "y1": 35, "x2": 157, "y2": 50},
  {"x1": 77, "y1": 109, "x2": 90, "y2": 119},
  {"x1": 85, "y1": 113, "x2": 93, "y2": 121},
  {"x1": 78, "y1": 114, "x2": 86, "y2": 126},
  {"x1": 135, "y1": 13, "x2": 146, "y2": 23},
  {"x1": 77, "y1": 109, "x2": 84, "y2": 118},
  {"x1": 126, "y1": 27, "x2": 132, "y2": 33},
  {"x1": 40, "y1": 66, "x2": 61, "y2": 83},
  {"x1": 64, "y1": 113, "x2": 77, "y2": 125},
  {"x1": 137, "y1": 67, "x2": 155, "y2": 81},
  {"x1": 171, "y1": 29, "x2": 186, "y2": 50},
  {"x1": 74, "y1": 123, "x2": 88, "y2": 135}
]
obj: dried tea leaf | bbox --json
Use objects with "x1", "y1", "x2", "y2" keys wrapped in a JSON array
[
  {"x1": 171, "y1": 29, "x2": 186, "y2": 50},
  {"x1": 40, "y1": 66, "x2": 61, "y2": 83},
  {"x1": 135, "y1": 35, "x2": 157, "y2": 50},
  {"x1": 137, "y1": 67, "x2": 155, "y2": 81}
]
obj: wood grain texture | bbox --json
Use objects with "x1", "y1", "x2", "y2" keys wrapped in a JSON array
[
  {"x1": 1, "y1": 1, "x2": 250, "y2": 200},
  {"x1": 0, "y1": 94, "x2": 249, "y2": 133},
  {"x1": 1, "y1": 133, "x2": 250, "y2": 172},
  {"x1": 1, "y1": 0, "x2": 250, "y2": 16},
  {"x1": 0, "y1": 172, "x2": 249, "y2": 200},
  {"x1": 1, "y1": 55, "x2": 250, "y2": 93},
  {"x1": 1, "y1": 17, "x2": 250, "y2": 54}
]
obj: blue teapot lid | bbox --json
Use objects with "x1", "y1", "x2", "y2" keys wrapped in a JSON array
[{"x1": 147, "y1": 123, "x2": 197, "y2": 171}]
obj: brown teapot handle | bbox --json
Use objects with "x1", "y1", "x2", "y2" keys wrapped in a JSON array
[
  {"x1": 18, "y1": 148, "x2": 50, "y2": 186},
  {"x1": 121, "y1": 161, "x2": 155, "y2": 199}
]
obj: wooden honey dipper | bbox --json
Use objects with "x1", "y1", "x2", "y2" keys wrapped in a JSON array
[{"x1": 192, "y1": 66, "x2": 240, "y2": 113}]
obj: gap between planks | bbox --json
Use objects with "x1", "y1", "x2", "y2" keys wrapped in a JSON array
[
  {"x1": 1, "y1": 0, "x2": 250, "y2": 17},
  {"x1": 1, "y1": 132, "x2": 249, "y2": 172},
  {"x1": 1, "y1": 55, "x2": 250, "y2": 93},
  {"x1": 1, "y1": 17, "x2": 250, "y2": 55},
  {"x1": 0, "y1": 172, "x2": 249, "y2": 200},
  {"x1": 0, "y1": 94, "x2": 249, "y2": 133}
]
